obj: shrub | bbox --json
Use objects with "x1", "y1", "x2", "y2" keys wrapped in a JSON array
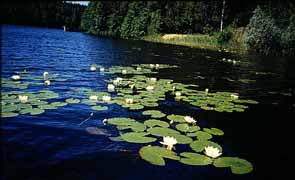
[
  {"x1": 216, "y1": 26, "x2": 233, "y2": 45},
  {"x1": 244, "y1": 6, "x2": 282, "y2": 55}
]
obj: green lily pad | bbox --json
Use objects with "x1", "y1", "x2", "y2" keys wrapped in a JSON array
[
  {"x1": 142, "y1": 110, "x2": 166, "y2": 118},
  {"x1": 176, "y1": 123, "x2": 200, "y2": 132},
  {"x1": 121, "y1": 132, "x2": 156, "y2": 143},
  {"x1": 106, "y1": 117, "x2": 136, "y2": 126},
  {"x1": 65, "y1": 98, "x2": 80, "y2": 103},
  {"x1": 148, "y1": 127, "x2": 180, "y2": 136},
  {"x1": 2, "y1": 104, "x2": 17, "y2": 112},
  {"x1": 1, "y1": 112, "x2": 19, "y2": 118},
  {"x1": 109, "y1": 136, "x2": 124, "y2": 142},
  {"x1": 171, "y1": 134, "x2": 193, "y2": 144},
  {"x1": 203, "y1": 128, "x2": 224, "y2": 136},
  {"x1": 194, "y1": 131, "x2": 213, "y2": 140},
  {"x1": 139, "y1": 145, "x2": 180, "y2": 166},
  {"x1": 213, "y1": 157, "x2": 253, "y2": 174},
  {"x1": 51, "y1": 102, "x2": 68, "y2": 107},
  {"x1": 144, "y1": 119, "x2": 169, "y2": 128},
  {"x1": 190, "y1": 140, "x2": 222, "y2": 152},
  {"x1": 167, "y1": 114, "x2": 186, "y2": 123},
  {"x1": 91, "y1": 105, "x2": 108, "y2": 111},
  {"x1": 180, "y1": 152, "x2": 213, "y2": 166},
  {"x1": 117, "y1": 122, "x2": 146, "y2": 132},
  {"x1": 30, "y1": 108, "x2": 45, "y2": 115},
  {"x1": 128, "y1": 104, "x2": 145, "y2": 110}
]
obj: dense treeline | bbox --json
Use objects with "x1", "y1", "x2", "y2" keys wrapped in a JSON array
[
  {"x1": 80, "y1": 1, "x2": 260, "y2": 37},
  {"x1": 0, "y1": 2, "x2": 85, "y2": 31},
  {"x1": 81, "y1": 1, "x2": 295, "y2": 55}
]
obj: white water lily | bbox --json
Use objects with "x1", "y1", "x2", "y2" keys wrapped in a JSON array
[
  {"x1": 102, "y1": 119, "x2": 107, "y2": 125},
  {"x1": 89, "y1": 95, "x2": 98, "y2": 101},
  {"x1": 43, "y1": 72, "x2": 49, "y2": 79},
  {"x1": 175, "y1": 91, "x2": 181, "y2": 97},
  {"x1": 44, "y1": 80, "x2": 51, "y2": 86},
  {"x1": 90, "y1": 65, "x2": 96, "y2": 71},
  {"x1": 102, "y1": 95, "x2": 111, "y2": 102},
  {"x1": 204, "y1": 146, "x2": 222, "y2": 158},
  {"x1": 11, "y1": 75, "x2": 21, "y2": 80},
  {"x1": 18, "y1": 95, "x2": 28, "y2": 103},
  {"x1": 155, "y1": 64, "x2": 160, "y2": 68},
  {"x1": 149, "y1": 77, "x2": 157, "y2": 82},
  {"x1": 160, "y1": 136, "x2": 177, "y2": 151},
  {"x1": 125, "y1": 98, "x2": 134, "y2": 104},
  {"x1": 100, "y1": 67, "x2": 105, "y2": 72},
  {"x1": 146, "y1": 85, "x2": 154, "y2": 91},
  {"x1": 136, "y1": 67, "x2": 142, "y2": 71},
  {"x1": 113, "y1": 77, "x2": 123, "y2": 85},
  {"x1": 107, "y1": 84, "x2": 115, "y2": 91},
  {"x1": 205, "y1": 88, "x2": 209, "y2": 93},
  {"x1": 149, "y1": 64, "x2": 155, "y2": 68},
  {"x1": 122, "y1": 70, "x2": 127, "y2": 74},
  {"x1": 184, "y1": 116, "x2": 197, "y2": 124},
  {"x1": 230, "y1": 93, "x2": 239, "y2": 99}
]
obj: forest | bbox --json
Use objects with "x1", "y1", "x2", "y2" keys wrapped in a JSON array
[
  {"x1": 80, "y1": 1, "x2": 295, "y2": 55},
  {"x1": 1, "y1": 1, "x2": 86, "y2": 31}
]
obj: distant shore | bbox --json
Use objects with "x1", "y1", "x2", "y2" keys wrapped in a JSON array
[{"x1": 143, "y1": 31, "x2": 247, "y2": 54}]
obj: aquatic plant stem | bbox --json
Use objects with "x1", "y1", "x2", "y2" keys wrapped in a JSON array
[{"x1": 79, "y1": 112, "x2": 94, "y2": 126}]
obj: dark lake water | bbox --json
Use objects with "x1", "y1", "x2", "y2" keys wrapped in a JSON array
[{"x1": 1, "y1": 25, "x2": 295, "y2": 180}]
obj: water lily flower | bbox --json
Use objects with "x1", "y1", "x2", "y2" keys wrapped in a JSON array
[
  {"x1": 113, "y1": 77, "x2": 123, "y2": 85},
  {"x1": 136, "y1": 67, "x2": 141, "y2": 71},
  {"x1": 102, "y1": 119, "x2": 107, "y2": 125},
  {"x1": 102, "y1": 95, "x2": 111, "y2": 102},
  {"x1": 155, "y1": 64, "x2": 160, "y2": 68},
  {"x1": 107, "y1": 84, "x2": 115, "y2": 91},
  {"x1": 90, "y1": 65, "x2": 96, "y2": 71},
  {"x1": 149, "y1": 64, "x2": 155, "y2": 68},
  {"x1": 122, "y1": 70, "x2": 127, "y2": 74},
  {"x1": 44, "y1": 80, "x2": 51, "y2": 86},
  {"x1": 184, "y1": 116, "x2": 196, "y2": 124},
  {"x1": 125, "y1": 98, "x2": 134, "y2": 104},
  {"x1": 43, "y1": 72, "x2": 49, "y2": 79},
  {"x1": 230, "y1": 93, "x2": 239, "y2": 99},
  {"x1": 11, "y1": 75, "x2": 21, "y2": 80},
  {"x1": 149, "y1": 77, "x2": 157, "y2": 82},
  {"x1": 100, "y1": 67, "x2": 105, "y2": 72},
  {"x1": 89, "y1": 95, "x2": 98, "y2": 101},
  {"x1": 222, "y1": 58, "x2": 226, "y2": 61},
  {"x1": 146, "y1": 85, "x2": 154, "y2": 91},
  {"x1": 175, "y1": 91, "x2": 181, "y2": 97},
  {"x1": 172, "y1": 86, "x2": 176, "y2": 91},
  {"x1": 232, "y1": 60, "x2": 237, "y2": 65},
  {"x1": 18, "y1": 95, "x2": 28, "y2": 103},
  {"x1": 160, "y1": 136, "x2": 177, "y2": 151},
  {"x1": 205, "y1": 88, "x2": 209, "y2": 93},
  {"x1": 204, "y1": 146, "x2": 222, "y2": 158}
]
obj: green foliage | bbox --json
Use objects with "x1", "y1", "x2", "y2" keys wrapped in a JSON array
[
  {"x1": 216, "y1": 27, "x2": 233, "y2": 45},
  {"x1": 244, "y1": 6, "x2": 282, "y2": 55},
  {"x1": 121, "y1": 132, "x2": 156, "y2": 143},
  {"x1": 281, "y1": 15, "x2": 295, "y2": 55},
  {"x1": 180, "y1": 152, "x2": 213, "y2": 166},
  {"x1": 213, "y1": 157, "x2": 253, "y2": 174},
  {"x1": 139, "y1": 146, "x2": 180, "y2": 166}
]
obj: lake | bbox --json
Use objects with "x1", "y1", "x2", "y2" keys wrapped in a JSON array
[{"x1": 1, "y1": 25, "x2": 294, "y2": 180}]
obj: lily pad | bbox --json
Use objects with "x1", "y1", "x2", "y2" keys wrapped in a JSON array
[
  {"x1": 121, "y1": 132, "x2": 156, "y2": 143},
  {"x1": 139, "y1": 145, "x2": 180, "y2": 166},
  {"x1": 148, "y1": 127, "x2": 180, "y2": 136},
  {"x1": 106, "y1": 117, "x2": 136, "y2": 126},
  {"x1": 180, "y1": 152, "x2": 213, "y2": 166},
  {"x1": 65, "y1": 98, "x2": 80, "y2": 103},
  {"x1": 213, "y1": 157, "x2": 253, "y2": 174},
  {"x1": 91, "y1": 105, "x2": 108, "y2": 111},
  {"x1": 144, "y1": 119, "x2": 169, "y2": 128},
  {"x1": 1, "y1": 112, "x2": 19, "y2": 118},
  {"x1": 190, "y1": 140, "x2": 222, "y2": 152},
  {"x1": 29, "y1": 108, "x2": 45, "y2": 115},
  {"x1": 194, "y1": 131, "x2": 213, "y2": 140},
  {"x1": 203, "y1": 128, "x2": 224, "y2": 136},
  {"x1": 176, "y1": 123, "x2": 200, "y2": 132},
  {"x1": 167, "y1": 114, "x2": 186, "y2": 123},
  {"x1": 142, "y1": 110, "x2": 166, "y2": 118},
  {"x1": 117, "y1": 122, "x2": 146, "y2": 132}
]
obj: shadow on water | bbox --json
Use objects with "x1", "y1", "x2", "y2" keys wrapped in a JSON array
[{"x1": 1, "y1": 25, "x2": 294, "y2": 179}]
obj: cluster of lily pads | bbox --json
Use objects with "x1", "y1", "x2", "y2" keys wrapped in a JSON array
[
  {"x1": 84, "y1": 63, "x2": 255, "y2": 175},
  {"x1": 1, "y1": 63, "x2": 257, "y2": 175}
]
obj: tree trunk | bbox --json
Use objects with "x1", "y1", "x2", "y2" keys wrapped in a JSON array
[{"x1": 220, "y1": 0, "x2": 226, "y2": 32}]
